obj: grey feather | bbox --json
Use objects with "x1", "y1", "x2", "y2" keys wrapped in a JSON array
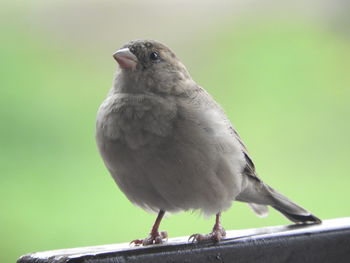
[
  {"x1": 96, "y1": 39, "x2": 320, "y2": 224},
  {"x1": 236, "y1": 176, "x2": 321, "y2": 223}
]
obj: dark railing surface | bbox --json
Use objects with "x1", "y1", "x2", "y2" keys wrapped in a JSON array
[{"x1": 17, "y1": 217, "x2": 350, "y2": 263}]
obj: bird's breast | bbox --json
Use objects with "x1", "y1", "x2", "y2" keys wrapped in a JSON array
[{"x1": 96, "y1": 93, "x2": 177, "y2": 150}]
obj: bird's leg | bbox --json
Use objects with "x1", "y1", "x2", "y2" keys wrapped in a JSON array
[
  {"x1": 130, "y1": 210, "x2": 168, "y2": 246},
  {"x1": 189, "y1": 212, "x2": 226, "y2": 243}
]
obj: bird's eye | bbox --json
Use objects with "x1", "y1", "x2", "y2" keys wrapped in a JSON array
[{"x1": 149, "y1": 51, "x2": 159, "y2": 61}]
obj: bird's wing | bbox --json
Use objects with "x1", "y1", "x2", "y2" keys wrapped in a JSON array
[
  {"x1": 229, "y1": 126, "x2": 261, "y2": 180},
  {"x1": 189, "y1": 85, "x2": 260, "y2": 181}
]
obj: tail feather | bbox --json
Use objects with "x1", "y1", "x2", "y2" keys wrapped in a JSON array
[
  {"x1": 272, "y1": 205, "x2": 321, "y2": 224},
  {"x1": 237, "y1": 178, "x2": 321, "y2": 224},
  {"x1": 267, "y1": 185, "x2": 321, "y2": 224}
]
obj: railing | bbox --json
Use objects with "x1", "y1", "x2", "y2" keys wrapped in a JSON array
[{"x1": 17, "y1": 217, "x2": 350, "y2": 263}]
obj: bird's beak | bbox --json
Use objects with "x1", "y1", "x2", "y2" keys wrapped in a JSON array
[{"x1": 113, "y1": 48, "x2": 138, "y2": 69}]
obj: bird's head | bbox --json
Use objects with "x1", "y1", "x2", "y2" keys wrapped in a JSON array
[{"x1": 112, "y1": 40, "x2": 193, "y2": 95}]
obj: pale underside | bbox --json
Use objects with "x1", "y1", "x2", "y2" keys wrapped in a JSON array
[{"x1": 96, "y1": 90, "x2": 248, "y2": 216}]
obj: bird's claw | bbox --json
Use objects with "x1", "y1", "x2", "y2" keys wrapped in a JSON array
[
  {"x1": 188, "y1": 233, "x2": 205, "y2": 243},
  {"x1": 130, "y1": 231, "x2": 168, "y2": 246},
  {"x1": 189, "y1": 227, "x2": 226, "y2": 243},
  {"x1": 129, "y1": 239, "x2": 143, "y2": 246}
]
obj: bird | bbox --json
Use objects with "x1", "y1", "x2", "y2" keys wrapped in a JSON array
[{"x1": 95, "y1": 39, "x2": 321, "y2": 245}]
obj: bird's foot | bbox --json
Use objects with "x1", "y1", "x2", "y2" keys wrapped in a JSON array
[
  {"x1": 130, "y1": 231, "x2": 168, "y2": 246},
  {"x1": 189, "y1": 225, "x2": 226, "y2": 243}
]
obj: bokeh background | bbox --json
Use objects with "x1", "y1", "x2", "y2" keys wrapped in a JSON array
[{"x1": 1, "y1": 0, "x2": 349, "y2": 262}]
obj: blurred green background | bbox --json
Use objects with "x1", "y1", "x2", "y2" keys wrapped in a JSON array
[{"x1": 1, "y1": 0, "x2": 349, "y2": 262}]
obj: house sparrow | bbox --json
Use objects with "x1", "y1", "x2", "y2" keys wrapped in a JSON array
[{"x1": 95, "y1": 39, "x2": 321, "y2": 245}]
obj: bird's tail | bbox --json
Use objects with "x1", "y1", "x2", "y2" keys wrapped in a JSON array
[
  {"x1": 236, "y1": 178, "x2": 321, "y2": 224},
  {"x1": 266, "y1": 185, "x2": 321, "y2": 224}
]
